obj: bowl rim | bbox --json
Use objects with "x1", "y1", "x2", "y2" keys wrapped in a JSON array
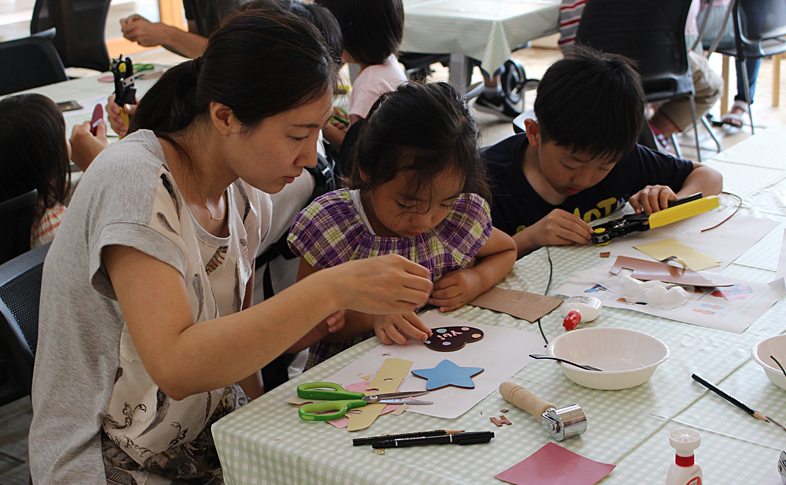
[
  {"x1": 547, "y1": 327, "x2": 670, "y2": 375},
  {"x1": 751, "y1": 335, "x2": 786, "y2": 374}
]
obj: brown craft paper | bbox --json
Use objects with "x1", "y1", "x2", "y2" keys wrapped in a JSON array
[
  {"x1": 609, "y1": 256, "x2": 731, "y2": 287},
  {"x1": 346, "y1": 358, "x2": 412, "y2": 432},
  {"x1": 469, "y1": 287, "x2": 563, "y2": 322}
]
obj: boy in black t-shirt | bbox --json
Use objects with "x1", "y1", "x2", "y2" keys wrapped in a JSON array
[{"x1": 483, "y1": 46, "x2": 722, "y2": 259}]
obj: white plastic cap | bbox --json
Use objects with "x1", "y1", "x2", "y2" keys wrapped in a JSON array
[{"x1": 669, "y1": 429, "x2": 701, "y2": 457}]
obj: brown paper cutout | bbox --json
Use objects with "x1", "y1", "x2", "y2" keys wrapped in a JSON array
[
  {"x1": 469, "y1": 287, "x2": 563, "y2": 322},
  {"x1": 609, "y1": 256, "x2": 731, "y2": 287},
  {"x1": 424, "y1": 326, "x2": 484, "y2": 351}
]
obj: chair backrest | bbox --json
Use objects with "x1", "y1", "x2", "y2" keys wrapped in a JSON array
[
  {"x1": 0, "y1": 243, "x2": 49, "y2": 406},
  {"x1": 575, "y1": 0, "x2": 694, "y2": 101},
  {"x1": 30, "y1": 0, "x2": 112, "y2": 72},
  {"x1": 732, "y1": 0, "x2": 786, "y2": 58},
  {"x1": 0, "y1": 190, "x2": 39, "y2": 266},
  {"x1": 0, "y1": 32, "x2": 67, "y2": 96}
]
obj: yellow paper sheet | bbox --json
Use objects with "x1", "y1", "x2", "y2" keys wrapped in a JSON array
[
  {"x1": 634, "y1": 239, "x2": 720, "y2": 271},
  {"x1": 346, "y1": 358, "x2": 412, "y2": 431}
]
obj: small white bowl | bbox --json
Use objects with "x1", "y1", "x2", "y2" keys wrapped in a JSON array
[
  {"x1": 751, "y1": 335, "x2": 786, "y2": 391},
  {"x1": 547, "y1": 328, "x2": 670, "y2": 390}
]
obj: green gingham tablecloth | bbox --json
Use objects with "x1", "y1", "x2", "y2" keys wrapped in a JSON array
[
  {"x1": 213, "y1": 128, "x2": 786, "y2": 484},
  {"x1": 400, "y1": 0, "x2": 561, "y2": 76}
]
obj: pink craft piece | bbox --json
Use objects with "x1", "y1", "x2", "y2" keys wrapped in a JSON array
[
  {"x1": 326, "y1": 380, "x2": 401, "y2": 429},
  {"x1": 495, "y1": 442, "x2": 615, "y2": 485}
]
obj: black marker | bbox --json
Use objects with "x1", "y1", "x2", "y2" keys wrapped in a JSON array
[{"x1": 372, "y1": 431, "x2": 494, "y2": 448}]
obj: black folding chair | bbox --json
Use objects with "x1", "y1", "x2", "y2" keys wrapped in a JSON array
[
  {"x1": 0, "y1": 243, "x2": 49, "y2": 406},
  {"x1": 0, "y1": 190, "x2": 39, "y2": 266},
  {"x1": 31, "y1": 0, "x2": 112, "y2": 72},
  {"x1": 0, "y1": 30, "x2": 66, "y2": 96},
  {"x1": 712, "y1": 0, "x2": 786, "y2": 134},
  {"x1": 576, "y1": 0, "x2": 703, "y2": 162}
]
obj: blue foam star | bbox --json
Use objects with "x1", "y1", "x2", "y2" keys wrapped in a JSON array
[{"x1": 411, "y1": 359, "x2": 484, "y2": 390}]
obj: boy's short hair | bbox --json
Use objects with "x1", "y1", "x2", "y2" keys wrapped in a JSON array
[
  {"x1": 315, "y1": 0, "x2": 403, "y2": 66},
  {"x1": 534, "y1": 44, "x2": 646, "y2": 162}
]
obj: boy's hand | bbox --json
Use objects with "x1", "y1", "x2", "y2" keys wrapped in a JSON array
[
  {"x1": 430, "y1": 268, "x2": 483, "y2": 312},
  {"x1": 70, "y1": 120, "x2": 108, "y2": 171},
  {"x1": 629, "y1": 185, "x2": 677, "y2": 215},
  {"x1": 106, "y1": 94, "x2": 137, "y2": 137},
  {"x1": 530, "y1": 208, "x2": 593, "y2": 247},
  {"x1": 373, "y1": 312, "x2": 432, "y2": 345}
]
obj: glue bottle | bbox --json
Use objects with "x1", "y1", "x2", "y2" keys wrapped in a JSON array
[
  {"x1": 666, "y1": 429, "x2": 702, "y2": 485},
  {"x1": 560, "y1": 296, "x2": 602, "y2": 331}
]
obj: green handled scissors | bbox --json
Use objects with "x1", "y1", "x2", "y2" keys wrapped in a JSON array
[{"x1": 297, "y1": 382, "x2": 431, "y2": 421}]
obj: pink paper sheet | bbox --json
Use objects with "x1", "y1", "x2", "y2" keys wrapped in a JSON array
[{"x1": 495, "y1": 442, "x2": 615, "y2": 485}]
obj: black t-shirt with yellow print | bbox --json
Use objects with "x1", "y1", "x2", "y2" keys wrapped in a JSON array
[{"x1": 482, "y1": 133, "x2": 694, "y2": 235}]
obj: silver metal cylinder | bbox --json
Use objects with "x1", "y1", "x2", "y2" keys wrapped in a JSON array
[{"x1": 541, "y1": 404, "x2": 587, "y2": 441}]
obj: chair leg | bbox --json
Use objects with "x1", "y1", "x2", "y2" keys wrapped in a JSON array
[
  {"x1": 701, "y1": 116, "x2": 722, "y2": 153},
  {"x1": 774, "y1": 54, "x2": 781, "y2": 108},
  {"x1": 740, "y1": 60, "x2": 755, "y2": 134},
  {"x1": 689, "y1": 94, "x2": 702, "y2": 163}
]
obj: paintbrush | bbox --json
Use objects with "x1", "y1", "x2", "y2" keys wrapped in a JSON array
[{"x1": 691, "y1": 374, "x2": 768, "y2": 422}]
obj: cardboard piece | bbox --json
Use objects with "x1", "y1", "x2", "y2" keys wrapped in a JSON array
[
  {"x1": 495, "y1": 442, "x2": 615, "y2": 485},
  {"x1": 469, "y1": 287, "x2": 563, "y2": 322},
  {"x1": 411, "y1": 359, "x2": 484, "y2": 390},
  {"x1": 346, "y1": 358, "x2": 412, "y2": 432},
  {"x1": 609, "y1": 256, "x2": 731, "y2": 287},
  {"x1": 634, "y1": 239, "x2": 720, "y2": 271},
  {"x1": 424, "y1": 326, "x2": 483, "y2": 351}
]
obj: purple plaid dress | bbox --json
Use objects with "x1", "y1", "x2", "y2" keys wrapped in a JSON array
[{"x1": 288, "y1": 188, "x2": 492, "y2": 368}]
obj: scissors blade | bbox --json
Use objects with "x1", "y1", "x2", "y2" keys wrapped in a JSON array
[
  {"x1": 365, "y1": 390, "x2": 429, "y2": 402},
  {"x1": 376, "y1": 399, "x2": 433, "y2": 405}
]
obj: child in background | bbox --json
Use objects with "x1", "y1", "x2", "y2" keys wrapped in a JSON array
[
  {"x1": 483, "y1": 45, "x2": 723, "y2": 259},
  {"x1": 316, "y1": 0, "x2": 408, "y2": 151},
  {"x1": 288, "y1": 82, "x2": 517, "y2": 367},
  {"x1": 0, "y1": 94, "x2": 108, "y2": 248}
]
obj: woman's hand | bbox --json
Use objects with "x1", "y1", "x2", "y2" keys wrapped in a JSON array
[
  {"x1": 372, "y1": 312, "x2": 432, "y2": 345},
  {"x1": 322, "y1": 254, "x2": 432, "y2": 315},
  {"x1": 106, "y1": 93, "x2": 137, "y2": 137},
  {"x1": 70, "y1": 120, "x2": 108, "y2": 171}
]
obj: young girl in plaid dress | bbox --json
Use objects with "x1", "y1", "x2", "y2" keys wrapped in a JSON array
[{"x1": 288, "y1": 82, "x2": 517, "y2": 368}]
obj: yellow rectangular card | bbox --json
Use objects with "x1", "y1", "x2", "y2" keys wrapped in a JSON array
[{"x1": 634, "y1": 239, "x2": 720, "y2": 271}]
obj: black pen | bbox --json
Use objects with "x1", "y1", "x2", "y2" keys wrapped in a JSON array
[
  {"x1": 353, "y1": 429, "x2": 463, "y2": 446},
  {"x1": 372, "y1": 431, "x2": 494, "y2": 448}
]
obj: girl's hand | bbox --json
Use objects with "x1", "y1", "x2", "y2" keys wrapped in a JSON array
[
  {"x1": 323, "y1": 254, "x2": 433, "y2": 315},
  {"x1": 105, "y1": 93, "x2": 137, "y2": 137},
  {"x1": 629, "y1": 185, "x2": 677, "y2": 215},
  {"x1": 70, "y1": 120, "x2": 109, "y2": 171},
  {"x1": 288, "y1": 310, "x2": 346, "y2": 353},
  {"x1": 429, "y1": 268, "x2": 483, "y2": 312},
  {"x1": 373, "y1": 312, "x2": 432, "y2": 345}
]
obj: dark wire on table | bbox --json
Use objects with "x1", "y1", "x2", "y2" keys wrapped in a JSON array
[{"x1": 536, "y1": 246, "x2": 553, "y2": 347}]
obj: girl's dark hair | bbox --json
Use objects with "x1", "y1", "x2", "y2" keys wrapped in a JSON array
[
  {"x1": 534, "y1": 44, "x2": 646, "y2": 162},
  {"x1": 0, "y1": 94, "x2": 70, "y2": 207},
  {"x1": 130, "y1": 0, "x2": 336, "y2": 135},
  {"x1": 315, "y1": 0, "x2": 403, "y2": 66},
  {"x1": 347, "y1": 82, "x2": 489, "y2": 202}
]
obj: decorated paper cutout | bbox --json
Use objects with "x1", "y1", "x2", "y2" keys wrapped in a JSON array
[
  {"x1": 495, "y1": 442, "x2": 615, "y2": 485},
  {"x1": 634, "y1": 239, "x2": 720, "y2": 271},
  {"x1": 411, "y1": 359, "x2": 484, "y2": 390},
  {"x1": 469, "y1": 287, "x2": 562, "y2": 323},
  {"x1": 423, "y1": 326, "x2": 484, "y2": 351},
  {"x1": 346, "y1": 358, "x2": 412, "y2": 431},
  {"x1": 609, "y1": 256, "x2": 731, "y2": 287}
]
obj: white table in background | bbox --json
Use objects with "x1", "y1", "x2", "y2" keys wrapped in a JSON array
[{"x1": 401, "y1": 0, "x2": 560, "y2": 88}]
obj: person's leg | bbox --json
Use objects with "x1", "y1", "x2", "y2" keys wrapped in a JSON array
[
  {"x1": 650, "y1": 51, "x2": 722, "y2": 137},
  {"x1": 734, "y1": 57, "x2": 761, "y2": 104},
  {"x1": 474, "y1": 68, "x2": 522, "y2": 121}
]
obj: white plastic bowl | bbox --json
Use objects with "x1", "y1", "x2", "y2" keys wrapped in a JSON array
[
  {"x1": 751, "y1": 335, "x2": 786, "y2": 391},
  {"x1": 547, "y1": 327, "x2": 670, "y2": 390}
]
